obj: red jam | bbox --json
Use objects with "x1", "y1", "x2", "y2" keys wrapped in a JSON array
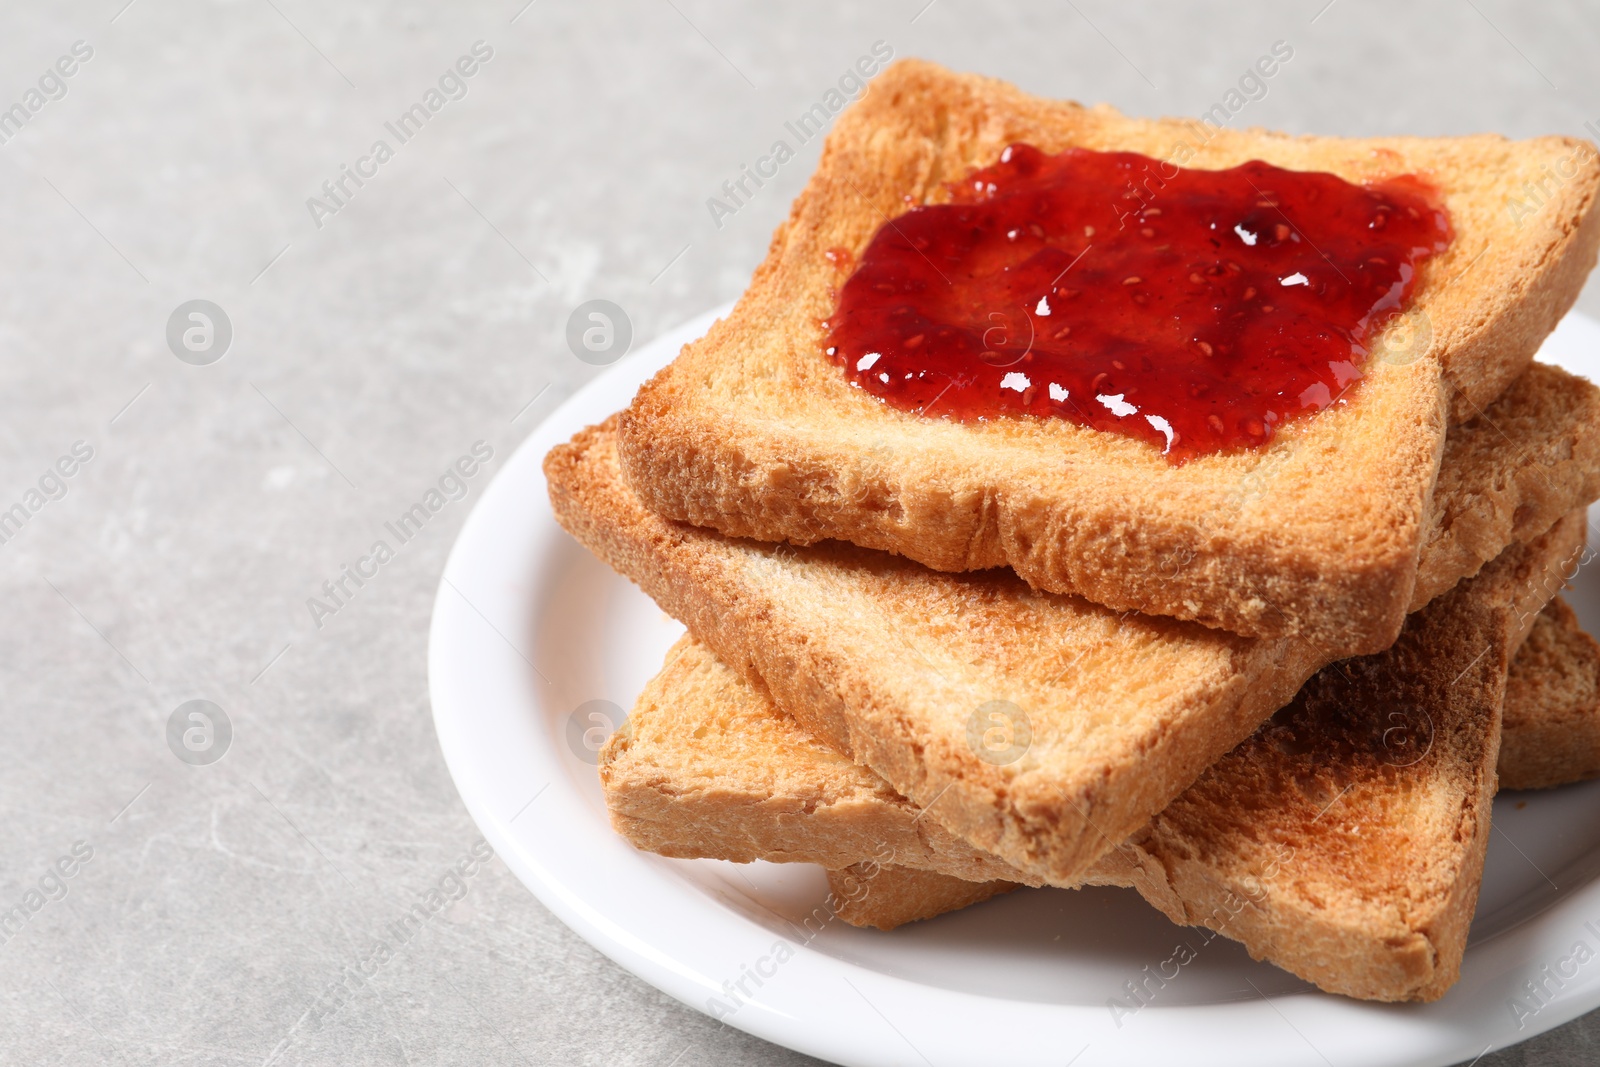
[{"x1": 823, "y1": 144, "x2": 1452, "y2": 461}]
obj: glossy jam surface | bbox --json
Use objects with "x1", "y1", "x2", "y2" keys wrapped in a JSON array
[{"x1": 824, "y1": 144, "x2": 1452, "y2": 460}]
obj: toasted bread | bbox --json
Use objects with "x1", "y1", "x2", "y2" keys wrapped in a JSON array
[
  {"x1": 827, "y1": 863, "x2": 1015, "y2": 930},
  {"x1": 601, "y1": 516, "x2": 1585, "y2": 1000},
  {"x1": 550, "y1": 364, "x2": 1600, "y2": 886},
  {"x1": 827, "y1": 595, "x2": 1600, "y2": 933},
  {"x1": 1501, "y1": 596, "x2": 1600, "y2": 790},
  {"x1": 616, "y1": 59, "x2": 1600, "y2": 652},
  {"x1": 826, "y1": 865, "x2": 1018, "y2": 932}
]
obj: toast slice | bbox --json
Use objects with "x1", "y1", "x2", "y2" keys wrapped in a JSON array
[
  {"x1": 601, "y1": 514, "x2": 1585, "y2": 1001},
  {"x1": 617, "y1": 59, "x2": 1600, "y2": 652},
  {"x1": 550, "y1": 364, "x2": 1600, "y2": 886},
  {"x1": 828, "y1": 594, "x2": 1600, "y2": 932},
  {"x1": 826, "y1": 865, "x2": 1017, "y2": 931},
  {"x1": 1501, "y1": 596, "x2": 1600, "y2": 790}
]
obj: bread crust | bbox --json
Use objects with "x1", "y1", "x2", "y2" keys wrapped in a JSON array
[
  {"x1": 617, "y1": 59, "x2": 1600, "y2": 652},
  {"x1": 602, "y1": 634, "x2": 1031, "y2": 883},
  {"x1": 552, "y1": 365, "x2": 1600, "y2": 887},
  {"x1": 1412, "y1": 364, "x2": 1600, "y2": 609},
  {"x1": 826, "y1": 864, "x2": 1015, "y2": 931},
  {"x1": 601, "y1": 518, "x2": 1586, "y2": 1001},
  {"x1": 1500, "y1": 597, "x2": 1600, "y2": 790}
]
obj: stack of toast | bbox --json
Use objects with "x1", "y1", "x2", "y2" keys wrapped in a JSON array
[{"x1": 546, "y1": 60, "x2": 1600, "y2": 1002}]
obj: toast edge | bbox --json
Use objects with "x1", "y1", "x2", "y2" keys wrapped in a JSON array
[{"x1": 616, "y1": 60, "x2": 1600, "y2": 650}]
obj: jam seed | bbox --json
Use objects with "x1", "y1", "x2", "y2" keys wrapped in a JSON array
[
  {"x1": 1207, "y1": 414, "x2": 1225, "y2": 435},
  {"x1": 1196, "y1": 341, "x2": 1214, "y2": 356},
  {"x1": 1123, "y1": 276, "x2": 1142, "y2": 285},
  {"x1": 1053, "y1": 326, "x2": 1072, "y2": 339},
  {"x1": 904, "y1": 334, "x2": 925, "y2": 349}
]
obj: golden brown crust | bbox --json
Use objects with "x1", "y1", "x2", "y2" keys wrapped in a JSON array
[
  {"x1": 825, "y1": 865, "x2": 1016, "y2": 930},
  {"x1": 599, "y1": 518, "x2": 1585, "y2": 1000},
  {"x1": 616, "y1": 59, "x2": 1600, "y2": 652},
  {"x1": 826, "y1": 864, "x2": 1018, "y2": 931},
  {"x1": 1500, "y1": 597, "x2": 1600, "y2": 790},
  {"x1": 1411, "y1": 364, "x2": 1600, "y2": 609}
]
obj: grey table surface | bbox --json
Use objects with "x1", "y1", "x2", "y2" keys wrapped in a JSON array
[{"x1": 4, "y1": 1, "x2": 1600, "y2": 1064}]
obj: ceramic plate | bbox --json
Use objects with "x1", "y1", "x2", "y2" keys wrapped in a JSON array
[{"x1": 430, "y1": 306, "x2": 1600, "y2": 1067}]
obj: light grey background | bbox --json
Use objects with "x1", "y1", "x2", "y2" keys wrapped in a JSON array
[{"x1": 2, "y1": 1, "x2": 1598, "y2": 1064}]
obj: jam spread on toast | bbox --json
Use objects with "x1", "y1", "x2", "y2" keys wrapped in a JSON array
[{"x1": 824, "y1": 144, "x2": 1451, "y2": 461}]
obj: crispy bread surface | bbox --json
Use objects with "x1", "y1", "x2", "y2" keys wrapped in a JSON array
[
  {"x1": 823, "y1": 595, "x2": 1600, "y2": 933},
  {"x1": 1501, "y1": 596, "x2": 1600, "y2": 790},
  {"x1": 618, "y1": 60, "x2": 1600, "y2": 650}
]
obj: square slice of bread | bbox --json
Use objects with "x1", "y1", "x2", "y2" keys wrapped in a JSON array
[
  {"x1": 549, "y1": 364, "x2": 1600, "y2": 886},
  {"x1": 602, "y1": 515, "x2": 1585, "y2": 1001},
  {"x1": 617, "y1": 58, "x2": 1600, "y2": 653}
]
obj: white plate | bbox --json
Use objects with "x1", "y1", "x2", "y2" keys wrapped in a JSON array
[{"x1": 430, "y1": 307, "x2": 1600, "y2": 1067}]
